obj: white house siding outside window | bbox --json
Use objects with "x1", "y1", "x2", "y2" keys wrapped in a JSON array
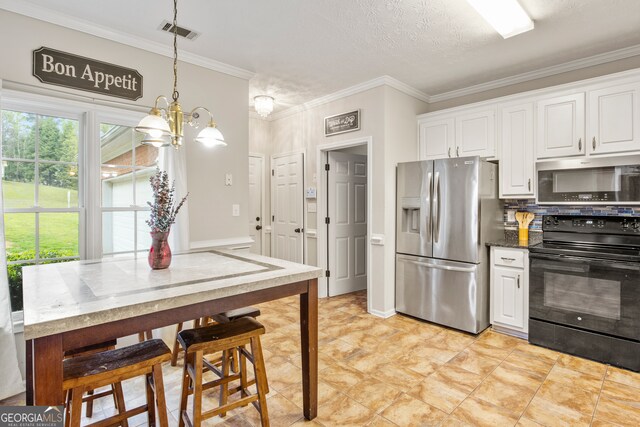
[{"x1": 1, "y1": 92, "x2": 150, "y2": 312}]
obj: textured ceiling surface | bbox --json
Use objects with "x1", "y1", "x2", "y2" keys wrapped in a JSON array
[{"x1": 5, "y1": 0, "x2": 640, "y2": 113}]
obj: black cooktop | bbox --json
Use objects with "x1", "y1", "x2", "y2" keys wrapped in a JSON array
[{"x1": 530, "y1": 215, "x2": 640, "y2": 262}]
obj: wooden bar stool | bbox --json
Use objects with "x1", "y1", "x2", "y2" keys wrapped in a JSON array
[
  {"x1": 64, "y1": 339, "x2": 127, "y2": 425},
  {"x1": 177, "y1": 317, "x2": 270, "y2": 427},
  {"x1": 64, "y1": 339, "x2": 171, "y2": 427},
  {"x1": 170, "y1": 306, "x2": 261, "y2": 366}
]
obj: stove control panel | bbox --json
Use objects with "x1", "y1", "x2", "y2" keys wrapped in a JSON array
[{"x1": 543, "y1": 215, "x2": 640, "y2": 233}]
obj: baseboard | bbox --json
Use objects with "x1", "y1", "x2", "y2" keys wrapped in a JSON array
[
  {"x1": 190, "y1": 236, "x2": 254, "y2": 250},
  {"x1": 491, "y1": 324, "x2": 528, "y2": 340},
  {"x1": 369, "y1": 308, "x2": 396, "y2": 318}
]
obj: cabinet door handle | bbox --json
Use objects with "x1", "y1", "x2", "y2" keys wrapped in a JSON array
[
  {"x1": 528, "y1": 178, "x2": 531, "y2": 191},
  {"x1": 456, "y1": 146, "x2": 460, "y2": 157},
  {"x1": 517, "y1": 275, "x2": 520, "y2": 288},
  {"x1": 592, "y1": 137, "x2": 596, "y2": 150},
  {"x1": 578, "y1": 138, "x2": 582, "y2": 151},
  {"x1": 501, "y1": 257, "x2": 516, "y2": 261},
  {"x1": 448, "y1": 147, "x2": 451, "y2": 158}
]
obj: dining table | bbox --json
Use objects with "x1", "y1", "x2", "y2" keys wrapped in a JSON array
[{"x1": 22, "y1": 249, "x2": 321, "y2": 420}]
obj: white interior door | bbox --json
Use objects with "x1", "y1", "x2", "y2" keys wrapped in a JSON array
[
  {"x1": 271, "y1": 153, "x2": 304, "y2": 263},
  {"x1": 248, "y1": 155, "x2": 263, "y2": 254},
  {"x1": 328, "y1": 151, "x2": 367, "y2": 296}
]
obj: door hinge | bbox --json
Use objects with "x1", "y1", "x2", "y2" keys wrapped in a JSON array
[
  {"x1": 272, "y1": 215, "x2": 275, "y2": 221},
  {"x1": 325, "y1": 217, "x2": 330, "y2": 224},
  {"x1": 325, "y1": 163, "x2": 330, "y2": 171},
  {"x1": 271, "y1": 169, "x2": 274, "y2": 176},
  {"x1": 325, "y1": 270, "x2": 330, "y2": 277}
]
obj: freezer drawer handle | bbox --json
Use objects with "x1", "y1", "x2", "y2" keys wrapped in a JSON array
[
  {"x1": 501, "y1": 257, "x2": 516, "y2": 261},
  {"x1": 400, "y1": 257, "x2": 476, "y2": 273}
]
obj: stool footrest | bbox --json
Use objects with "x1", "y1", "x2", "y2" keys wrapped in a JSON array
[
  {"x1": 203, "y1": 395, "x2": 259, "y2": 419},
  {"x1": 84, "y1": 404, "x2": 147, "y2": 427}
]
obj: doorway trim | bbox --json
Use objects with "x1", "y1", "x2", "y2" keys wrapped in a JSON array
[
  {"x1": 270, "y1": 149, "x2": 306, "y2": 263},
  {"x1": 317, "y1": 136, "x2": 373, "y2": 304},
  {"x1": 249, "y1": 152, "x2": 267, "y2": 255}
]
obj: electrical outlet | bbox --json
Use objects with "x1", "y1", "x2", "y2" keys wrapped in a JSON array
[
  {"x1": 225, "y1": 173, "x2": 233, "y2": 186},
  {"x1": 232, "y1": 204, "x2": 240, "y2": 217},
  {"x1": 507, "y1": 210, "x2": 516, "y2": 222}
]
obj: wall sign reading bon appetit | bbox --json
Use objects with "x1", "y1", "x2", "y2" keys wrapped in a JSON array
[
  {"x1": 324, "y1": 110, "x2": 360, "y2": 137},
  {"x1": 32, "y1": 47, "x2": 143, "y2": 101}
]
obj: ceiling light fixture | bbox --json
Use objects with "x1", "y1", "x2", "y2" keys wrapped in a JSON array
[
  {"x1": 254, "y1": 95, "x2": 274, "y2": 118},
  {"x1": 135, "y1": 0, "x2": 225, "y2": 149},
  {"x1": 466, "y1": 0, "x2": 534, "y2": 39}
]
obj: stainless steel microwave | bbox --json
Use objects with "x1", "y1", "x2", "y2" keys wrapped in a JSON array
[{"x1": 537, "y1": 156, "x2": 640, "y2": 205}]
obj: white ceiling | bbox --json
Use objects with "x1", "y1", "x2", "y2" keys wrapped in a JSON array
[{"x1": 3, "y1": 0, "x2": 640, "y2": 114}]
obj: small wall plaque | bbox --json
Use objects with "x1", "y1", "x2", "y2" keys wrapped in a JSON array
[
  {"x1": 324, "y1": 110, "x2": 360, "y2": 137},
  {"x1": 32, "y1": 47, "x2": 143, "y2": 101}
]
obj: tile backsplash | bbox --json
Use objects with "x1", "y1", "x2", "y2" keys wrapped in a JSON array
[{"x1": 504, "y1": 200, "x2": 640, "y2": 230}]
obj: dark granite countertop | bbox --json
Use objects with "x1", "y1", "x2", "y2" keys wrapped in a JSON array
[{"x1": 486, "y1": 229, "x2": 543, "y2": 249}]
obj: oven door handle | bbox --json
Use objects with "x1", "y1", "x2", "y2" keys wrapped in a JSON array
[{"x1": 530, "y1": 252, "x2": 640, "y2": 270}]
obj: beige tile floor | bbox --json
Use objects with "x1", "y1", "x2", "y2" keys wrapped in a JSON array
[{"x1": 3, "y1": 290, "x2": 640, "y2": 426}]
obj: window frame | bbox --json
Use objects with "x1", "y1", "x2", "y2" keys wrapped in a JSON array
[
  {"x1": 1, "y1": 89, "x2": 149, "y2": 313},
  {"x1": 93, "y1": 111, "x2": 156, "y2": 258}
]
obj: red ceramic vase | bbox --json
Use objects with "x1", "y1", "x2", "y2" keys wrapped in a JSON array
[{"x1": 148, "y1": 230, "x2": 171, "y2": 269}]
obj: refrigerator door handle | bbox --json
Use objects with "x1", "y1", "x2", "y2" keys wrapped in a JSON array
[
  {"x1": 433, "y1": 172, "x2": 440, "y2": 243},
  {"x1": 398, "y1": 257, "x2": 476, "y2": 273},
  {"x1": 426, "y1": 172, "x2": 432, "y2": 240}
]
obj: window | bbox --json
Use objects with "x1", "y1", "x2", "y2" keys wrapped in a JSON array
[
  {"x1": 1, "y1": 109, "x2": 80, "y2": 311},
  {"x1": 100, "y1": 121, "x2": 158, "y2": 256},
  {"x1": 1, "y1": 93, "x2": 150, "y2": 312}
]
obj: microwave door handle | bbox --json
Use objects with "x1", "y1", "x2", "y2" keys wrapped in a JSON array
[
  {"x1": 433, "y1": 172, "x2": 440, "y2": 243},
  {"x1": 426, "y1": 172, "x2": 432, "y2": 241}
]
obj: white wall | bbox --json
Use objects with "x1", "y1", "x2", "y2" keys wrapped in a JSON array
[
  {"x1": 249, "y1": 85, "x2": 429, "y2": 316},
  {"x1": 0, "y1": 10, "x2": 250, "y2": 247}
]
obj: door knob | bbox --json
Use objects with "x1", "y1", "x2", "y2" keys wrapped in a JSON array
[
  {"x1": 256, "y1": 225, "x2": 262, "y2": 231},
  {"x1": 256, "y1": 216, "x2": 261, "y2": 221},
  {"x1": 294, "y1": 228, "x2": 301, "y2": 233}
]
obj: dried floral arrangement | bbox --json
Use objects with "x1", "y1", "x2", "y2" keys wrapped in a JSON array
[{"x1": 146, "y1": 169, "x2": 189, "y2": 233}]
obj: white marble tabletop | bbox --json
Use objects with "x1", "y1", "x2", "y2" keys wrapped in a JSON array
[{"x1": 22, "y1": 250, "x2": 322, "y2": 340}]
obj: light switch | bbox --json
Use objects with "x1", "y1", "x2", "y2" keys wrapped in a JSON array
[
  {"x1": 225, "y1": 173, "x2": 233, "y2": 186},
  {"x1": 232, "y1": 204, "x2": 240, "y2": 216}
]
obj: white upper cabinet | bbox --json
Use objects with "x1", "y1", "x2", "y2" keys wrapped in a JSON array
[
  {"x1": 499, "y1": 102, "x2": 535, "y2": 198},
  {"x1": 536, "y1": 93, "x2": 585, "y2": 159},
  {"x1": 455, "y1": 107, "x2": 496, "y2": 158},
  {"x1": 418, "y1": 117, "x2": 454, "y2": 160},
  {"x1": 418, "y1": 107, "x2": 496, "y2": 160},
  {"x1": 587, "y1": 82, "x2": 640, "y2": 155}
]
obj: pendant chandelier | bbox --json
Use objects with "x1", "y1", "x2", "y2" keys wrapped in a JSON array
[{"x1": 135, "y1": 0, "x2": 225, "y2": 149}]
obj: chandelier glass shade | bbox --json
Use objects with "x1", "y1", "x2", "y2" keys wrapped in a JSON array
[
  {"x1": 135, "y1": 0, "x2": 225, "y2": 148},
  {"x1": 254, "y1": 95, "x2": 274, "y2": 118}
]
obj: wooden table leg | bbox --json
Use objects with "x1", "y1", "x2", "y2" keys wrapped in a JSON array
[
  {"x1": 33, "y1": 334, "x2": 65, "y2": 404},
  {"x1": 299, "y1": 278, "x2": 318, "y2": 420},
  {"x1": 26, "y1": 339, "x2": 33, "y2": 405}
]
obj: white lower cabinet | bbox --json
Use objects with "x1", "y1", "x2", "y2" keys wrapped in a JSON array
[{"x1": 490, "y1": 247, "x2": 528, "y2": 338}]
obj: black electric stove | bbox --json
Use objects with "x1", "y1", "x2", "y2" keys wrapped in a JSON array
[{"x1": 528, "y1": 215, "x2": 640, "y2": 372}]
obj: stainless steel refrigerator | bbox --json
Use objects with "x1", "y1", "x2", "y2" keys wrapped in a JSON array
[{"x1": 395, "y1": 156, "x2": 501, "y2": 334}]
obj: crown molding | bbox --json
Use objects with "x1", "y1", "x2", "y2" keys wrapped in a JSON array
[
  {"x1": 429, "y1": 43, "x2": 640, "y2": 103},
  {"x1": 0, "y1": 0, "x2": 255, "y2": 80},
  {"x1": 270, "y1": 75, "x2": 430, "y2": 121},
  {"x1": 381, "y1": 76, "x2": 431, "y2": 103}
]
